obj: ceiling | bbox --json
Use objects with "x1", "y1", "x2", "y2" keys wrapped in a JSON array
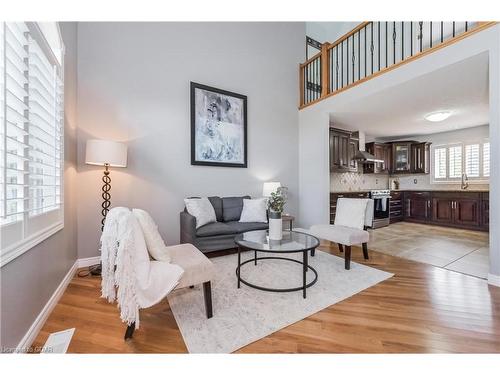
[{"x1": 329, "y1": 52, "x2": 489, "y2": 140}]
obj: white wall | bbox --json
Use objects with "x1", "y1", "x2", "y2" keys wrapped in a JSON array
[
  {"x1": 306, "y1": 22, "x2": 361, "y2": 44},
  {"x1": 298, "y1": 25, "x2": 500, "y2": 283},
  {"x1": 76, "y1": 22, "x2": 304, "y2": 258}
]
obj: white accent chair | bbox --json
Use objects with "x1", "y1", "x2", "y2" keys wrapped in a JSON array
[{"x1": 309, "y1": 198, "x2": 373, "y2": 270}]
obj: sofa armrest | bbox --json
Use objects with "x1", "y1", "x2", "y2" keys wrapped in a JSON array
[{"x1": 180, "y1": 211, "x2": 197, "y2": 244}]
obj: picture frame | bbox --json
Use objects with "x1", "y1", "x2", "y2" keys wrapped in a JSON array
[{"x1": 190, "y1": 82, "x2": 248, "y2": 168}]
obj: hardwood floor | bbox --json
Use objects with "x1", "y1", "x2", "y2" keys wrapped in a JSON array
[{"x1": 31, "y1": 242, "x2": 500, "y2": 353}]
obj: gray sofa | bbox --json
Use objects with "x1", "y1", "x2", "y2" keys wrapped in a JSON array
[{"x1": 180, "y1": 196, "x2": 269, "y2": 253}]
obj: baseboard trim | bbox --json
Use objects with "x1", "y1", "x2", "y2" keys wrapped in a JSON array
[
  {"x1": 77, "y1": 256, "x2": 100, "y2": 268},
  {"x1": 488, "y1": 273, "x2": 500, "y2": 287},
  {"x1": 15, "y1": 260, "x2": 78, "y2": 353}
]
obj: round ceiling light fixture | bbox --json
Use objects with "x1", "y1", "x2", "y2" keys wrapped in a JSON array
[{"x1": 425, "y1": 111, "x2": 452, "y2": 122}]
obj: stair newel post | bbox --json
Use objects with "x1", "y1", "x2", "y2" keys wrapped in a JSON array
[{"x1": 321, "y1": 42, "x2": 330, "y2": 98}]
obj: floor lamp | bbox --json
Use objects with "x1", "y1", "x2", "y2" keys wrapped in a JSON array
[{"x1": 85, "y1": 139, "x2": 128, "y2": 275}]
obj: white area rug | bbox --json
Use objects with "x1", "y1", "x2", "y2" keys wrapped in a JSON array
[{"x1": 167, "y1": 250, "x2": 393, "y2": 353}]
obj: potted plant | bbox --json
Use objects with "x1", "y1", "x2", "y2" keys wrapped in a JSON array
[{"x1": 267, "y1": 187, "x2": 287, "y2": 240}]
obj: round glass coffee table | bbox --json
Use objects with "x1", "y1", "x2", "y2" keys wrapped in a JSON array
[{"x1": 234, "y1": 230, "x2": 320, "y2": 298}]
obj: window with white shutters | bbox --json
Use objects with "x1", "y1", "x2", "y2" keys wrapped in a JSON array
[
  {"x1": 483, "y1": 142, "x2": 490, "y2": 177},
  {"x1": 465, "y1": 144, "x2": 480, "y2": 178},
  {"x1": 0, "y1": 22, "x2": 64, "y2": 266},
  {"x1": 431, "y1": 141, "x2": 490, "y2": 184},
  {"x1": 448, "y1": 145, "x2": 462, "y2": 179},
  {"x1": 433, "y1": 146, "x2": 447, "y2": 179}
]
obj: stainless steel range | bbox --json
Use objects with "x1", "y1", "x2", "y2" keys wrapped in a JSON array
[{"x1": 370, "y1": 189, "x2": 391, "y2": 228}]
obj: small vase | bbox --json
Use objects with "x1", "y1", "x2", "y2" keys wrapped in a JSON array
[{"x1": 268, "y1": 211, "x2": 282, "y2": 240}]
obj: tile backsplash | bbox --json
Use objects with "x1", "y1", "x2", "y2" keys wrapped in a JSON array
[
  {"x1": 331, "y1": 172, "x2": 489, "y2": 192},
  {"x1": 331, "y1": 172, "x2": 389, "y2": 192},
  {"x1": 393, "y1": 174, "x2": 489, "y2": 191}
]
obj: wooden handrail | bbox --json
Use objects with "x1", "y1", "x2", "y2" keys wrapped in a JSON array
[
  {"x1": 326, "y1": 21, "x2": 371, "y2": 50},
  {"x1": 299, "y1": 21, "x2": 497, "y2": 110}
]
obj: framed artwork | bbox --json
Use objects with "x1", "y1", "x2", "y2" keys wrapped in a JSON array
[{"x1": 190, "y1": 82, "x2": 247, "y2": 168}]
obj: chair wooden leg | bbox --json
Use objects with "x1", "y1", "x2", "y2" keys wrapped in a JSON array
[
  {"x1": 362, "y1": 242, "x2": 369, "y2": 260},
  {"x1": 203, "y1": 281, "x2": 213, "y2": 319},
  {"x1": 338, "y1": 243, "x2": 344, "y2": 253},
  {"x1": 344, "y1": 246, "x2": 351, "y2": 270},
  {"x1": 124, "y1": 322, "x2": 136, "y2": 340}
]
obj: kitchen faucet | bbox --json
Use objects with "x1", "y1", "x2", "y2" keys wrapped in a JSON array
[{"x1": 461, "y1": 172, "x2": 469, "y2": 190}]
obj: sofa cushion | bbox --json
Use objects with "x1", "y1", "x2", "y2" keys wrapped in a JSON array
[
  {"x1": 222, "y1": 196, "x2": 250, "y2": 222},
  {"x1": 184, "y1": 197, "x2": 217, "y2": 229},
  {"x1": 225, "y1": 221, "x2": 269, "y2": 234},
  {"x1": 208, "y1": 196, "x2": 223, "y2": 222},
  {"x1": 196, "y1": 222, "x2": 235, "y2": 237}
]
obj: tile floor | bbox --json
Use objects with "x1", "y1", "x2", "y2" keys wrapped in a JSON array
[{"x1": 368, "y1": 222, "x2": 490, "y2": 279}]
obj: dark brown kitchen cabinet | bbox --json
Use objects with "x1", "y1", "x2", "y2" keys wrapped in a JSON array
[
  {"x1": 348, "y1": 137, "x2": 359, "y2": 172},
  {"x1": 330, "y1": 128, "x2": 351, "y2": 172},
  {"x1": 431, "y1": 192, "x2": 481, "y2": 229},
  {"x1": 364, "y1": 142, "x2": 391, "y2": 174},
  {"x1": 405, "y1": 191, "x2": 431, "y2": 222},
  {"x1": 389, "y1": 191, "x2": 403, "y2": 223},
  {"x1": 481, "y1": 193, "x2": 489, "y2": 230},
  {"x1": 411, "y1": 142, "x2": 431, "y2": 173},
  {"x1": 391, "y1": 142, "x2": 413, "y2": 173}
]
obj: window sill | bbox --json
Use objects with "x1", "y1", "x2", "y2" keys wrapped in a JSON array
[{"x1": 0, "y1": 221, "x2": 64, "y2": 267}]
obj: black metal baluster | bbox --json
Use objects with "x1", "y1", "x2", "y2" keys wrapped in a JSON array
[
  {"x1": 410, "y1": 21, "x2": 413, "y2": 56},
  {"x1": 401, "y1": 21, "x2": 404, "y2": 61},
  {"x1": 441, "y1": 21, "x2": 443, "y2": 43},
  {"x1": 330, "y1": 48, "x2": 333, "y2": 94},
  {"x1": 341, "y1": 41, "x2": 344, "y2": 88},
  {"x1": 430, "y1": 22, "x2": 433, "y2": 48},
  {"x1": 371, "y1": 23, "x2": 374, "y2": 74},
  {"x1": 365, "y1": 25, "x2": 367, "y2": 77},
  {"x1": 393, "y1": 22, "x2": 396, "y2": 64},
  {"x1": 336, "y1": 46, "x2": 339, "y2": 90},
  {"x1": 453, "y1": 21, "x2": 455, "y2": 37},
  {"x1": 419, "y1": 21, "x2": 423, "y2": 52},
  {"x1": 358, "y1": 31, "x2": 360, "y2": 79},
  {"x1": 385, "y1": 22, "x2": 388, "y2": 68},
  {"x1": 378, "y1": 22, "x2": 381, "y2": 71},
  {"x1": 352, "y1": 36, "x2": 355, "y2": 82},
  {"x1": 347, "y1": 37, "x2": 349, "y2": 85},
  {"x1": 465, "y1": 21, "x2": 468, "y2": 32}
]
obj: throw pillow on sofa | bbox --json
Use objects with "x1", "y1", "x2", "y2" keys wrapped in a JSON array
[
  {"x1": 239, "y1": 198, "x2": 268, "y2": 223},
  {"x1": 132, "y1": 208, "x2": 171, "y2": 263},
  {"x1": 184, "y1": 197, "x2": 217, "y2": 229}
]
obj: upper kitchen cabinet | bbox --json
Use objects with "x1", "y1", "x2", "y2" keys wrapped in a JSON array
[
  {"x1": 389, "y1": 141, "x2": 431, "y2": 174},
  {"x1": 391, "y1": 142, "x2": 413, "y2": 173},
  {"x1": 411, "y1": 142, "x2": 431, "y2": 174},
  {"x1": 330, "y1": 128, "x2": 358, "y2": 172},
  {"x1": 364, "y1": 142, "x2": 391, "y2": 174}
]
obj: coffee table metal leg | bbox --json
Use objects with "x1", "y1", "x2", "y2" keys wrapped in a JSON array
[
  {"x1": 303, "y1": 251, "x2": 307, "y2": 299},
  {"x1": 254, "y1": 250, "x2": 257, "y2": 265},
  {"x1": 237, "y1": 246, "x2": 241, "y2": 289}
]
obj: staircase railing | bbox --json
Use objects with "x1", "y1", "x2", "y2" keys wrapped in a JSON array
[{"x1": 299, "y1": 21, "x2": 496, "y2": 109}]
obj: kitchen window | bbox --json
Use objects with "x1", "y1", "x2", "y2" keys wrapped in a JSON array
[
  {"x1": 0, "y1": 22, "x2": 64, "y2": 266},
  {"x1": 432, "y1": 141, "x2": 490, "y2": 184}
]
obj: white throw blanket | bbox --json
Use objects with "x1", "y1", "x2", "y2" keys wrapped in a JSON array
[{"x1": 100, "y1": 207, "x2": 184, "y2": 328}]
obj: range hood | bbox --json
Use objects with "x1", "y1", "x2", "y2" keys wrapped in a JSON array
[{"x1": 352, "y1": 150, "x2": 384, "y2": 164}]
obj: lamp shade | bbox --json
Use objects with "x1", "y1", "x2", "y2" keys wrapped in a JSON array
[
  {"x1": 262, "y1": 182, "x2": 281, "y2": 197},
  {"x1": 85, "y1": 139, "x2": 127, "y2": 168}
]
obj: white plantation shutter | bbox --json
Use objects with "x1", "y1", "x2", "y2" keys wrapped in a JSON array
[
  {"x1": 483, "y1": 142, "x2": 490, "y2": 177},
  {"x1": 1, "y1": 22, "x2": 64, "y2": 266},
  {"x1": 465, "y1": 144, "x2": 480, "y2": 178},
  {"x1": 448, "y1": 145, "x2": 462, "y2": 179},
  {"x1": 434, "y1": 146, "x2": 447, "y2": 179}
]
